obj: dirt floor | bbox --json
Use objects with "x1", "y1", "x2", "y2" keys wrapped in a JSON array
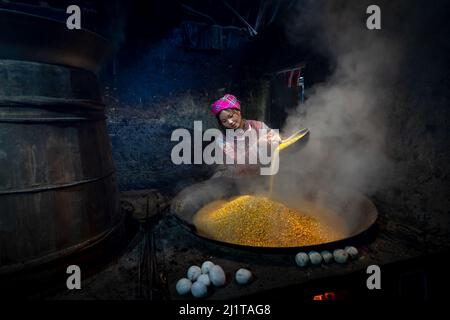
[{"x1": 49, "y1": 209, "x2": 449, "y2": 300}]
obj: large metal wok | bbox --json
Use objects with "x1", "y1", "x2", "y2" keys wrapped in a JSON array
[{"x1": 171, "y1": 175, "x2": 378, "y2": 252}]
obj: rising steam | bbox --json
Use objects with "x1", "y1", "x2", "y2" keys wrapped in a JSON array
[{"x1": 278, "y1": 0, "x2": 403, "y2": 197}]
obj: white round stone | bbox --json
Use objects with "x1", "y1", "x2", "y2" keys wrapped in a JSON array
[
  {"x1": 235, "y1": 268, "x2": 252, "y2": 285},
  {"x1": 176, "y1": 278, "x2": 192, "y2": 295},
  {"x1": 201, "y1": 261, "x2": 215, "y2": 274},
  {"x1": 345, "y1": 246, "x2": 359, "y2": 259},
  {"x1": 333, "y1": 249, "x2": 349, "y2": 264},
  {"x1": 187, "y1": 265, "x2": 202, "y2": 281},
  {"x1": 209, "y1": 265, "x2": 226, "y2": 287},
  {"x1": 191, "y1": 281, "x2": 208, "y2": 298},
  {"x1": 309, "y1": 251, "x2": 323, "y2": 265},
  {"x1": 295, "y1": 252, "x2": 310, "y2": 267},
  {"x1": 197, "y1": 274, "x2": 211, "y2": 286}
]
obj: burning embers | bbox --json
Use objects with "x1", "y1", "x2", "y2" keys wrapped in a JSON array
[{"x1": 192, "y1": 195, "x2": 342, "y2": 247}]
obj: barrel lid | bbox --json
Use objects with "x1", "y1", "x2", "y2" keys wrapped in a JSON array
[{"x1": 0, "y1": 9, "x2": 112, "y2": 73}]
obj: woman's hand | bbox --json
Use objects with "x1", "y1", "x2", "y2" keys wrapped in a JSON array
[
  {"x1": 266, "y1": 130, "x2": 281, "y2": 144},
  {"x1": 257, "y1": 130, "x2": 281, "y2": 149}
]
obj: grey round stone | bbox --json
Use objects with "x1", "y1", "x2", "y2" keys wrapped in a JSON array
[
  {"x1": 309, "y1": 251, "x2": 323, "y2": 265},
  {"x1": 235, "y1": 268, "x2": 253, "y2": 285},
  {"x1": 345, "y1": 246, "x2": 359, "y2": 260},
  {"x1": 333, "y1": 249, "x2": 349, "y2": 264},
  {"x1": 295, "y1": 252, "x2": 310, "y2": 267},
  {"x1": 321, "y1": 250, "x2": 333, "y2": 264},
  {"x1": 176, "y1": 278, "x2": 192, "y2": 295},
  {"x1": 191, "y1": 281, "x2": 208, "y2": 298}
]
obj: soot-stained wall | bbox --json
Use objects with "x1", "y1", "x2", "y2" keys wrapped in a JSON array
[{"x1": 373, "y1": 3, "x2": 450, "y2": 237}]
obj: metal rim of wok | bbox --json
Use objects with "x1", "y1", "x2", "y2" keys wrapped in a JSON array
[
  {"x1": 173, "y1": 215, "x2": 378, "y2": 253},
  {"x1": 171, "y1": 177, "x2": 379, "y2": 253}
]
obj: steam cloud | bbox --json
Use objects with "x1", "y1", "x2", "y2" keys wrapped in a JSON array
[{"x1": 278, "y1": 0, "x2": 403, "y2": 198}]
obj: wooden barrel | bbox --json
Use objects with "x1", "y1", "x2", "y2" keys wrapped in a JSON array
[{"x1": 0, "y1": 10, "x2": 126, "y2": 282}]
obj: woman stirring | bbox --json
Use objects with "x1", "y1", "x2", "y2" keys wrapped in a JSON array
[{"x1": 210, "y1": 94, "x2": 281, "y2": 178}]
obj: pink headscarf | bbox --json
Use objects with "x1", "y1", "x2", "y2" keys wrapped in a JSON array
[{"x1": 211, "y1": 94, "x2": 241, "y2": 115}]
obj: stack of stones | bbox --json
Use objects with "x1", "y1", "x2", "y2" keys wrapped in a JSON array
[
  {"x1": 176, "y1": 261, "x2": 253, "y2": 298},
  {"x1": 295, "y1": 246, "x2": 359, "y2": 267}
]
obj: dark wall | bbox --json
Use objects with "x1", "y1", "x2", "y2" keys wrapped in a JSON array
[
  {"x1": 372, "y1": 1, "x2": 450, "y2": 237},
  {"x1": 100, "y1": 1, "x2": 273, "y2": 192}
]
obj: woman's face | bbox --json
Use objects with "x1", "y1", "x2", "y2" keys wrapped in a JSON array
[{"x1": 219, "y1": 109, "x2": 242, "y2": 129}]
